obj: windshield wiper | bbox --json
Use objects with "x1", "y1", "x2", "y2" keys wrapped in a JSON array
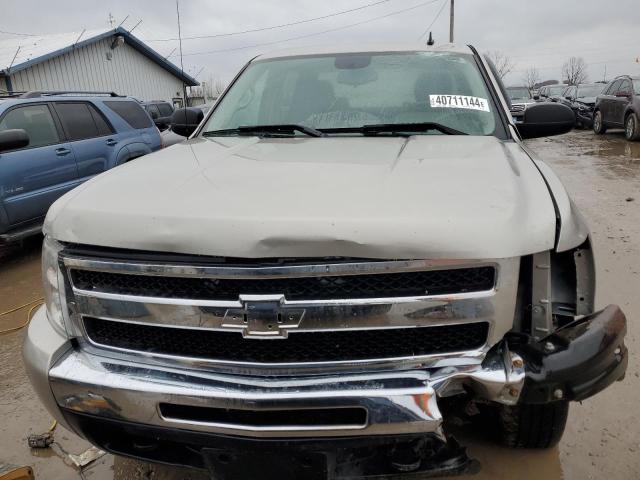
[
  {"x1": 204, "y1": 124, "x2": 324, "y2": 138},
  {"x1": 320, "y1": 122, "x2": 467, "y2": 136}
]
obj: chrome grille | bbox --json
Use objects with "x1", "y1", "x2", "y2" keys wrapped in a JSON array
[{"x1": 61, "y1": 253, "x2": 517, "y2": 374}]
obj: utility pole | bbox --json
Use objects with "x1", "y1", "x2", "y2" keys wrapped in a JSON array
[{"x1": 449, "y1": 0, "x2": 454, "y2": 43}]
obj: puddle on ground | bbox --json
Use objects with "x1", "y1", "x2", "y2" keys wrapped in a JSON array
[{"x1": 534, "y1": 130, "x2": 640, "y2": 181}]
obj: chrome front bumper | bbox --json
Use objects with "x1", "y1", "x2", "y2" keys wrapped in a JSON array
[{"x1": 46, "y1": 344, "x2": 524, "y2": 439}]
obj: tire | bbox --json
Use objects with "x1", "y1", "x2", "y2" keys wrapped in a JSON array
[
  {"x1": 593, "y1": 110, "x2": 606, "y2": 134},
  {"x1": 496, "y1": 401, "x2": 569, "y2": 449},
  {"x1": 625, "y1": 113, "x2": 640, "y2": 141}
]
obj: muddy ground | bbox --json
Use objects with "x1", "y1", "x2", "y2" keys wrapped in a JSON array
[{"x1": 1, "y1": 129, "x2": 638, "y2": 479}]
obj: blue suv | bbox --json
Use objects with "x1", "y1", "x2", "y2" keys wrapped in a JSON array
[{"x1": 0, "y1": 92, "x2": 161, "y2": 242}]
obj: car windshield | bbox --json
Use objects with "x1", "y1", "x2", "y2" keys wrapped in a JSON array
[
  {"x1": 549, "y1": 85, "x2": 566, "y2": 95},
  {"x1": 577, "y1": 84, "x2": 605, "y2": 98},
  {"x1": 506, "y1": 88, "x2": 530, "y2": 101},
  {"x1": 202, "y1": 51, "x2": 499, "y2": 136}
]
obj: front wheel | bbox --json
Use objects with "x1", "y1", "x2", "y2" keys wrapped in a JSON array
[
  {"x1": 496, "y1": 401, "x2": 569, "y2": 449},
  {"x1": 593, "y1": 110, "x2": 606, "y2": 134},
  {"x1": 625, "y1": 113, "x2": 640, "y2": 141}
]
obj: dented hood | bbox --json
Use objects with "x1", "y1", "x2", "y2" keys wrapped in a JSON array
[{"x1": 45, "y1": 135, "x2": 557, "y2": 259}]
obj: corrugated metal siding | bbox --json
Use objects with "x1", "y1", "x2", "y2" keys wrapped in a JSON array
[
  {"x1": 0, "y1": 77, "x2": 7, "y2": 91},
  {"x1": 9, "y1": 38, "x2": 185, "y2": 102}
]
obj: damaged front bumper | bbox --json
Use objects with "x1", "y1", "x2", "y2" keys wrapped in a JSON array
[
  {"x1": 24, "y1": 305, "x2": 627, "y2": 478},
  {"x1": 513, "y1": 304, "x2": 628, "y2": 403}
]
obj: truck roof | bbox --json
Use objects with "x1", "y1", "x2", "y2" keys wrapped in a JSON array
[{"x1": 256, "y1": 43, "x2": 475, "y2": 61}]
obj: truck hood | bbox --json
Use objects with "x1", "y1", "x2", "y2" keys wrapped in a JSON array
[{"x1": 45, "y1": 135, "x2": 557, "y2": 259}]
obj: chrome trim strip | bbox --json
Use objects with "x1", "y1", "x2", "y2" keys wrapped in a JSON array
[
  {"x1": 71, "y1": 286, "x2": 495, "y2": 309},
  {"x1": 62, "y1": 256, "x2": 499, "y2": 279},
  {"x1": 76, "y1": 336, "x2": 488, "y2": 376},
  {"x1": 157, "y1": 405, "x2": 369, "y2": 432}
]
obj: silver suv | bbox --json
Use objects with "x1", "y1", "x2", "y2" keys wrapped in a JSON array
[{"x1": 25, "y1": 44, "x2": 627, "y2": 479}]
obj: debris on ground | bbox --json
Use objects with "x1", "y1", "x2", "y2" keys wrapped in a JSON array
[{"x1": 0, "y1": 464, "x2": 35, "y2": 480}]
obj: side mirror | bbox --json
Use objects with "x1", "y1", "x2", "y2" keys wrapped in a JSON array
[
  {"x1": 0, "y1": 129, "x2": 29, "y2": 153},
  {"x1": 515, "y1": 102, "x2": 574, "y2": 139},
  {"x1": 170, "y1": 108, "x2": 204, "y2": 137}
]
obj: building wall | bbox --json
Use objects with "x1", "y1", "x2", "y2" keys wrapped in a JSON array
[
  {"x1": 8, "y1": 38, "x2": 186, "y2": 102},
  {"x1": 0, "y1": 76, "x2": 7, "y2": 92}
]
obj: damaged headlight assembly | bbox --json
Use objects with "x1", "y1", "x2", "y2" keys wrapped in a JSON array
[{"x1": 42, "y1": 235, "x2": 68, "y2": 336}]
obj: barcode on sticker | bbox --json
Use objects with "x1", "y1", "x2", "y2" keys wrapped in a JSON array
[{"x1": 429, "y1": 95, "x2": 490, "y2": 112}]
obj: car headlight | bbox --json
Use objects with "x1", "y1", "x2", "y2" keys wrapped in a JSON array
[{"x1": 42, "y1": 235, "x2": 68, "y2": 336}]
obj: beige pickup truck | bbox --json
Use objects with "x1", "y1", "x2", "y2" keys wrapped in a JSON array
[{"x1": 25, "y1": 43, "x2": 627, "y2": 479}]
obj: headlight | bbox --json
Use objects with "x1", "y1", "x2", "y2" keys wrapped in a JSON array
[{"x1": 42, "y1": 236, "x2": 68, "y2": 336}]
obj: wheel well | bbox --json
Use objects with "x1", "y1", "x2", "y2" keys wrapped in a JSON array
[{"x1": 624, "y1": 110, "x2": 635, "y2": 122}]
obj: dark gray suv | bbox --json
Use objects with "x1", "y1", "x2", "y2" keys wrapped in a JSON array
[{"x1": 593, "y1": 75, "x2": 640, "y2": 141}]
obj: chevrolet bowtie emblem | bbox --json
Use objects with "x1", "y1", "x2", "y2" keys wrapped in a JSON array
[{"x1": 222, "y1": 295, "x2": 305, "y2": 339}]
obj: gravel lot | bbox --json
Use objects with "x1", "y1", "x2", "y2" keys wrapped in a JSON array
[{"x1": 1, "y1": 129, "x2": 638, "y2": 479}]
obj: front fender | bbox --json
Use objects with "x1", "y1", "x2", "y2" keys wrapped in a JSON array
[{"x1": 530, "y1": 157, "x2": 590, "y2": 252}]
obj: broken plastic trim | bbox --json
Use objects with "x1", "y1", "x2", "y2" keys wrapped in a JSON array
[{"x1": 510, "y1": 305, "x2": 627, "y2": 404}]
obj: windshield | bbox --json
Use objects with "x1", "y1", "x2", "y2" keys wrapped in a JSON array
[
  {"x1": 576, "y1": 84, "x2": 605, "y2": 98},
  {"x1": 549, "y1": 85, "x2": 566, "y2": 95},
  {"x1": 506, "y1": 88, "x2": 531, "y2": 101},
  {"x1": 203, "y1": 51, "x2": 499, "y2": 136}
]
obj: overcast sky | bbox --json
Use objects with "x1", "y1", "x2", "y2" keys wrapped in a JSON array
[{"x1": 2, "y1": 0, "x2": 639, "y2": 87}]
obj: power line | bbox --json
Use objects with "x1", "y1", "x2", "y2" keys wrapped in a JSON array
[
  {"x1": 147, "y1": 0, "x2": 393, "y2": 42},
  {"x1": 0, "y1": 29, "x2": 37, "y2": 37},
  {"x1": 172, "y1": 0, "x2": 441, "y2": 58},
  {"x1": 417, "y1": 0, "x2": 448, "y2": 40}
]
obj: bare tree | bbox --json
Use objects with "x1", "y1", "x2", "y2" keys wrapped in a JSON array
[
  {"x1": 485, "y1": 50, "x2": 515, "y2": 80},
  {"x1": 523, "y1": 67, "x2": 540, "y2": 91},
  {"x1": 213, "y1": 78, "x2": 226, "y2": 96},
  {"x1": 562, "y1": 57, "x2": 588, "y2": 85}
]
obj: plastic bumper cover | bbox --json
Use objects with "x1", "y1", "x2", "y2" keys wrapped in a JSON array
[{"x1": 514, "y1": 305, "x2": 627, "y2": 403}]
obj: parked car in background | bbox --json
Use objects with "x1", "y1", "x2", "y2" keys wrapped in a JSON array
[
  {"x1": 141, "y1": 100, "x2": 175, "y2": 131},
  {"x1": 506, "y1": 86, "x2": 535, "y2": 123},
  {"x1": 0, "y1": 91, "x2": 162, "y2": 242},
  {"x1": 560, "y1": 83, "x2": 607, "y2": 128},
  {"x1": 26, "y1": 44, "x2": 628, "y2": 480},
  {"x1": 593, "y1": 75, "x2": 640, "y2": 140},
  {"x1": 539, "y1": 84, "x2": 568, "y2": 102}
]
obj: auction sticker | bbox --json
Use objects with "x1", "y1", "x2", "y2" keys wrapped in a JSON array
[{"x1": 429, "y1": 95, "x2": 490, "y2": 112}]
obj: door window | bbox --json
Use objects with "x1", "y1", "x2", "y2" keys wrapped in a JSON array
[
  {"x1": 104, "y1": 101, "x2": 153, "y2": 129},
  {"x1": 0, "y1": 104, "x2": 60, "y2": 149},
  {"x1": 618, "y1": 80, "x2": 632, "y2": 96},
  {"x1": 157, "y1": 103, "x2": 174, "y2": 116},
  {"x1": 146, "y1": 104, "x2": 161, "y2": 119},
  {"x1": 89, "y1": 105, "x2": 115, "y2": 136},
  {"x1": 55, "y1": 102, "x2": 113, "y2": 141},
  {"x1": 606, "y1": 80, "x2": 622, "y2": 95}
]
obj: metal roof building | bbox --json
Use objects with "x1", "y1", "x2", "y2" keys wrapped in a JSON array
[{"x1": 0, "y1": 27, "x2": 198, "y2": 104}]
